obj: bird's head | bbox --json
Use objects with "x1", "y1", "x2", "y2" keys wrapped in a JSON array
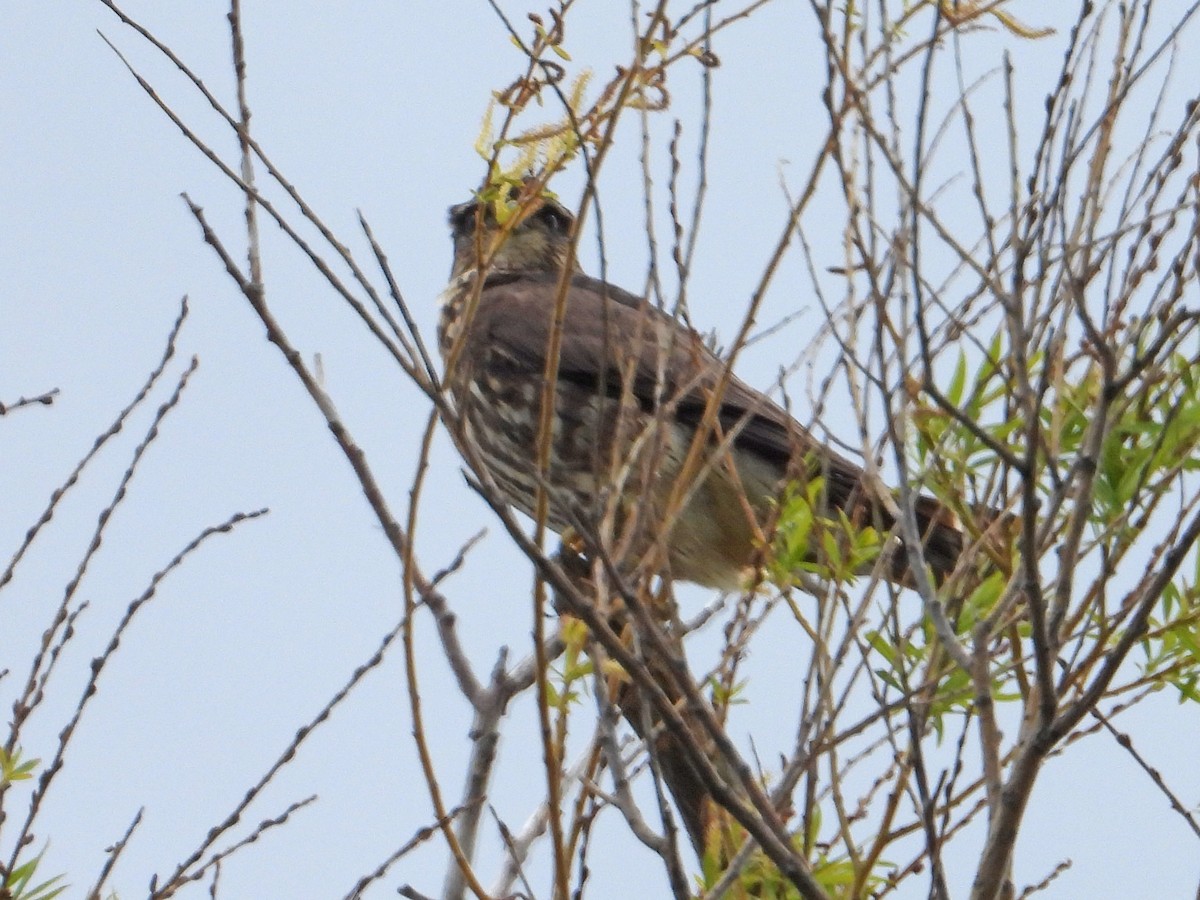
[{"x1": 447, "y1": 195, "x2": 579, "y2": 278}]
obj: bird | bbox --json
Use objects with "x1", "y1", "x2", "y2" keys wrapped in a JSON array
[{"x1": 437, "y1": 191, "x2": 976, "y2": 593}]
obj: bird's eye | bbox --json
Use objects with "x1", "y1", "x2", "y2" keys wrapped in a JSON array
[{"x1": 537, "y1": 203, "x2": 571, "y2": 234}]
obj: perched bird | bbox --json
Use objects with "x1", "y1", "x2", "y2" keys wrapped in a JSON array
[{"x1": 437, "y1": 193, "x2": 972, "y2": 592}]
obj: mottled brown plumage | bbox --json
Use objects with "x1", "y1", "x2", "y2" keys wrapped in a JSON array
[{"x1": 438, "y1": 195, "x2": 968, "y2": 591}]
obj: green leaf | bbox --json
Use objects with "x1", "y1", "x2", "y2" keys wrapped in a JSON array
[
  {"x1": 960, "y1": 570, "x2": 1006, "y2": 629},
  {"x1": 814, "y1": 857, "x2": 858, "y2": 887},
  {"x1": 23, "y1": 875, "x2": 67, "y2": 900},
  {"x1": 0, "y1": 746, "x2": 40, "y2": 786},
  {"x1": 4, "y1": 847, "x2": 67, "y2": 900},
  {"x1": 866, "y1": 630, "x2": 894, "y2": 660},
  {"x1": 947, "y1": 351, "x2": 968, "y2": 407},
  {"x1": 561, "y1": 658, "x2": 593, "y2": 682}
]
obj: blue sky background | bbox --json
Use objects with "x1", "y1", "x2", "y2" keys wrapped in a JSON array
[{"x1": 3, "y1": 2, "x2": 1199, "y2": 898}]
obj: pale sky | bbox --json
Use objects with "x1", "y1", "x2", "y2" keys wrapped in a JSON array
[{"x1": 4, "y1": 2, "x2": 1199, "y2": 898}]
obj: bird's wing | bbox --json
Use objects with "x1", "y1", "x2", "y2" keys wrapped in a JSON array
[
  {"x1": 473, "y1": 270, "x2": 846, "y2": 473},
  {"x1": 471, "y1": 270, "x2": 966, "y2": 579}
]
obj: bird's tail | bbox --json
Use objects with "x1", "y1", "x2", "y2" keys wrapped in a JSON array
[{"x1": 805, "y1": 450, "x2": 1006, "y2": 589}]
